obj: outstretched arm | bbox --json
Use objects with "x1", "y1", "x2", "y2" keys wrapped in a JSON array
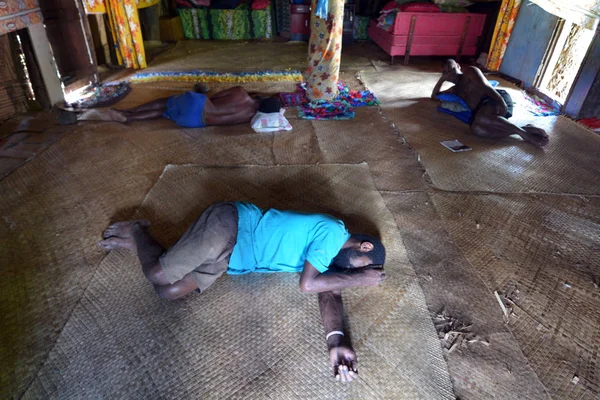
[
  {"x1": 319, "y1": 290, "x2": 357, "y2": 382},
  {"x1": 299, "y1": 261, "x2": 385, "y2": 293}
]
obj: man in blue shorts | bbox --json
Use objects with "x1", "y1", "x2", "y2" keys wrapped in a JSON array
[
  {"x1": 99, "y1": 201, "x2": 387, "y2": 383},
  {"x1": 60, "y1": 85, "x2": 281, "y2": 128},
  {"x1": 119, "y1": 85, "x2": 281, "y2": 127},
  {"x1": 432, "y1": 59, "x2": 549, "y2": 148}
]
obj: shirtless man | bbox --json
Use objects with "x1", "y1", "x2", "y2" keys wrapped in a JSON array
[
  {"x1": 432, "y1": 59, "x2": 549, "y2": 148},
  {"x1": 61, "y1": 85, "x2": 281, "y2": 128}
]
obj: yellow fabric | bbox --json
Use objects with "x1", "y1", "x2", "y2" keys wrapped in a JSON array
[
  {"x1": 105, "y1": 0, "x2": 147, "y2": 69},
  {"x1": 84, "y1": 0, "x2": 160, "y2": 14},
  {"x1": 306, "y1": 0, "x2": 344, "y2": 101},
  {"x1": 486, "y1": 0, "x2": 521, "y2": 71}
]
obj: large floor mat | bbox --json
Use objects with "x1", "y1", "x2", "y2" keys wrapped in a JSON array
[
  {"x1": 145, "y1": 41, "x2": 378, "y2": 74},
  {"x1": 430, "y1": 192, "x2": 600, "y2": 398},
  {"x1": 1, "y1": 77, "x2": 431, "y2": 398},
  {"x1": 22, "y1": 164, "x2": 454, "y2": 399},
  {"x1": 383, "y1": 192, "x2": 551, "y2": 399},
  {"x1": 360, "y1": 66, "x2": 600, "y2": 195}
]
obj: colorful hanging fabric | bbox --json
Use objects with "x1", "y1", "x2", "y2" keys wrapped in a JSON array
[
  {"x1": 306, "y1": 0, "x2": 344, "y2": 101},
  {"x1": 84, "y1": 0, "x2": 160, "y2": 14},
  {"x1": 486, "y1": 0, "x2": 521, "y2": 71},
  {"x1": 297, "y1": 82, "x2": 379, "y2": 120},
  {"x1": 105, "y1": 0, "x2": 147, "y2": 69}
]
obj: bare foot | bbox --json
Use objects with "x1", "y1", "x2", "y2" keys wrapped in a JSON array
[
  {"x1": 521, "y1": 124, "x2": 549, "y2": 148},
  {"x1": 98, "y1": 237, "x2": 135, "y2": 251},
  {"x1": 107, "y1": 108, "x2": 128, "y2": 123},
  {"x1": 102, "y1": 219, "x2": 150, "y2": 239},
  {"x1": 77, "y1": 108, "x2": 128, "y2": 123}
]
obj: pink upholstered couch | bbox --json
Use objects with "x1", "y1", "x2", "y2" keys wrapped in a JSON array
[{"x1": 368, "y1": 12, "x2": 486, "y2": 64}]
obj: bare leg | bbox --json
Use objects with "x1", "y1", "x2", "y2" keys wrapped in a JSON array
[
  {"x1": 98, "y1": 221, "x2": 199, "y2": 299},
  {"x1": 471, "y1": 109, "x2": 549, "y2": 148},
  {"x1": 120, "y1": 97, "x2": 170, "y2": 113}
]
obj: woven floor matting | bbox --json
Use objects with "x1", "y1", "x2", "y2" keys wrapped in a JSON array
[
  {"x1": 383, "y1": 192, "x2": 552, "y2": 400},
  {"x1": 1, "y1": 77, "x2": 431, "y2": 398},
  {"x1": 360, "y1": 66, "x2": 600, "y2": 195},
  {"x1": 145, "y1": 41, "x2": 376, "y2": 74},
  {"x1": 22, "y1": 164, "x2": 453, "y2": 399},
  {"x1": 430, "y1": 192, "x2": 600, "y2": 399},
  {"x1": 361, "y1": 63, "x2": 600, "y2": 398}
]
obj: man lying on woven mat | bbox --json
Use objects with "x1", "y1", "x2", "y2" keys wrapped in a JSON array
[
  {"x1": 431, "y1": 59, "x2": 549, "y2": 148},
  {"x1": 98, "y1": 201, "x2": 386, "y2": 383},
  {"x1": 59, "y1": 85, "x2": 282, "y2": 128}
]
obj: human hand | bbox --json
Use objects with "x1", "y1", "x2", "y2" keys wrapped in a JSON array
[
  {"x1": 441, "y1": 71, "x2": 453, "y2": 81},
  {"x1": 329, "y1": 345, "x2": 358, "y2": 383},
  {"x1": 358, "y1": 266, "x2": 386, "y2": 286}
]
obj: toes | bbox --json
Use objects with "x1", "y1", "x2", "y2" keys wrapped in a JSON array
[
  {"x1": 103, "y1": 220, "x2": 150, "y2": 238},
  {"x1": 98, "y1": 237, "x2": 133, "y2": 251}
]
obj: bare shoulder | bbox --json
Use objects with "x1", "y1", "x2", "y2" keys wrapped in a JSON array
[{"x1": 462, "y1": 65, "x2": 484, "y2": 77}]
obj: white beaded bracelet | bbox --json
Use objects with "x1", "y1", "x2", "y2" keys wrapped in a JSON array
[{"x1": 326, "y1": 331, "x2": 345, "y2": 340}]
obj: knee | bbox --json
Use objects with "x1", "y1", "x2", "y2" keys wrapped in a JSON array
[
  {"x1": 470, "y1": 118, "x2": 491, "y2": 138},
  {"x1": 144, "y1": 263, "x2": 169, "y2": 285},
  {"x1": 155, "y1": 284, "x2": 186, "y2": 301}
]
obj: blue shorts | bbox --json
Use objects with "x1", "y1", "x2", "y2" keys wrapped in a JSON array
[{"x1": 163, "y1": 92, "x2": 207, "y2": 128}]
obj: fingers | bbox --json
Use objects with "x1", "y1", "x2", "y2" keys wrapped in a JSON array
[{"x1": 334, "y1": 363, "x2": 357, "y2": 383}]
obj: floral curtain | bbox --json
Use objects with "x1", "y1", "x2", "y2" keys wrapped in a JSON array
[
  {"x1": 486, "y1": 0, "x2": 522, "y2": 71},
  {"x1": 105, "y1": 0, "x2": 147, "y2": 69},
  {"x1": 84, "y1": 0, "x2": 160, "y2": 14}
]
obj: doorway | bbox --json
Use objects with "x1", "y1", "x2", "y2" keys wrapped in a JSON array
[
  {"x1": 38, "y1": 0, "x2": 98, "y2": 98},
  {"x1": 534, "y1": 19, "x2": 596, "y2": 103}
]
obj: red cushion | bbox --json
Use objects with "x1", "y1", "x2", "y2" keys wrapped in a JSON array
[
  {"x1": 398, "y1": 3, "x2": 441, "y2": 12},
  {"x1": 381, "y1": 1, "x2": 398, "y2": 13}
]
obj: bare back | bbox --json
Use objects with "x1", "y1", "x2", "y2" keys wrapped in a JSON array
[{"x1": 453, "y1": 66, "x2": 497, "y2": 111}]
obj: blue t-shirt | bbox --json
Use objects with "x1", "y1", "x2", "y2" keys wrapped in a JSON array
[{"x1": 228, "y1": 202, "x2": 350, "y2": 274}]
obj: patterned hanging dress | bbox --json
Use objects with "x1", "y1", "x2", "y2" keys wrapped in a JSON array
[{"x1": 306, "y1": 0, "x2": 344, "y2": 101}]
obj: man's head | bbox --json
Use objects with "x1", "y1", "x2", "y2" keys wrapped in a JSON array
[
  {"x1": 332, "y1": 234, "x2": 386, "y2": 270},
  {"x1": 442, "y1": 59, "x2": 462, "y2": 82},
  {"x1": 258, "y1": 95, "x2": 283, "y2": 113}
]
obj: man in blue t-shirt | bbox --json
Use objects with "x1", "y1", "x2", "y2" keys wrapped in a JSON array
[{"x1": 99, "y1": 201, "x2": 386, "y2": 383}]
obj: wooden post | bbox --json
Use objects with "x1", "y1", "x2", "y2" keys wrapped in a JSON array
[
  {"x1": 456, "y1": 16, "x2": 471, "y2": 62},
  {"x1": 404, "y1": 15, "x2": 417, "y2": 65}
]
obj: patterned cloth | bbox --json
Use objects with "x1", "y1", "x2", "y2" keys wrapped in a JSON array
[
  {"x1": 297, "y1": 82, "x2": 379, "y2": 120},
  {"x1": 486, "y1": 0, "x2": 521, "y2": 71},
  {"x1": 0, "y1": 9, "x2": 42, "y2": 35},
  {"x1": 105, "y1": 0, "x2": 147, "y2": 69},
  {"x1": 298, "y1": 101, "x2": 355, "y2": 120},
  {"x1": 84, "y1": 0, "x2": 160, "y2": 14},
  {"x1": 523, "y1": 93, "x2": 560, "y2": 116},
  {"x1": 275, "y1": 0, "x2": 291, "y2": 36},
  {"x1": 306, "y1": 0, "x2": 344, "y2": 101},
  {"x1": 353, "y1": 16, "x2": 370, "y2": 40},
  {"x1": 69, "y1": 83, "x2": 132, "y2": 108},
  {"x1": 178, "y1": 6, "x2": 273, "y2": 39},
  {"x1": 0, "y1": 0, "x2": 42, "y2": 36}
]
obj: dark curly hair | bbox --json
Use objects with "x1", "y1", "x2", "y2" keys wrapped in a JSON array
[
  {"x1": 258, "y1": 96, "x2": 282, "y2": 113},
  {"x1": 331, "y1": 234, "x2": 386, "y2": 269}
]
